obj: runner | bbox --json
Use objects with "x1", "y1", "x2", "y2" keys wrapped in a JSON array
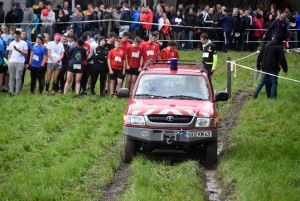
[
  {"x1": 21, "y1": 30, "x2": 32, "y2": 90},
  {"x1": 46, "y1": 33, "x2": 64, "y2": 95},
  {"x1": 28, "y1": 36, "x2": 47, "y2": 94},
  {"x1": 160, "y1": 40, "x2": 180, "y2": 60},
  {"x1": 125, "y1": 37, "x2": 143, "y2": 93},
  {"x1": 91, "y1": 36, "x2": 109, "y2": 98},
  {"x1": 107, "y1": 39, "x2": 125, "y2": 95},
  {"x1": 64, "y1": 38, "x2": 87, "y2": 96},
  {"x1": 79, "y1": 34, "x2": 90, "y2": 95},
  {"x1": 104, "y1": 32, "x2": 117, "y2": 94},
  {"x1": 85, "y1": 31, "x2": 98, "y2": 93},
  {"x1": 7, "y1": 30, "x2": 28, "y2": 95},
  {"x1": 58, "y1": 35, "x2": 70, "y2": 94},
  {"x1": 141, "y1": 32, "x2": 160, "y2": 65}
]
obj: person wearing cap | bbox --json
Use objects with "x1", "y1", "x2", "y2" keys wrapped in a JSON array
[
  {"x1": 28, "y1": 35, "x2": 47, "y2": 94},
  {"x1": 7, "y1": 30, "x2": 28, "y2": 95},
  {"x1": 253, "y1": 37, "x2": 288, "y2": 99},
  {"x1": 64, "y1": 38, "x2": 87, "y2": 96},
  {"x1": 125, "y1": 36, "x2": 143, "y2": 93},
  {"x1": 46, "y1": 33, "x2": 65, "y2": 95},
  {"x1": 90, "y1": 36, "x2": 109, "y2": 97}
]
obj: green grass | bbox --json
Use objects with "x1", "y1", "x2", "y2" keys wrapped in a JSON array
[
  {"x1": 1, "y1": 50, "x2": 296, "y2": 200},
  {"x1": 218, "y1": 54, "x2": 300, "y2": 201},
  {"x1": 121, "y1": 156, "x2": 206, "y2": 201}
]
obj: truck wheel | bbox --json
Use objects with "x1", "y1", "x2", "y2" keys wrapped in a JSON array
[
  {"x1": 123, "y1": 135, "x2": 135, "y2": 163},
  {"x1": 204, "y1": 139, "x2": 218, "y2": 168}
]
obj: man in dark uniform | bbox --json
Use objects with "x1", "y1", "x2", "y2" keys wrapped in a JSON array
[{"x1": 200, "y1": 33, "x2": 217, "y2": 88}]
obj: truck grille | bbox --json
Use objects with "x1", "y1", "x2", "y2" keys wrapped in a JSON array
[{"x1": 147, "y1": 115, "x2": 193, "y2": 123}]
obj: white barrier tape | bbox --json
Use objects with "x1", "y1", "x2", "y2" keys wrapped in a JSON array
[
  {"x1": 6, "y1": 18, "x2": 300, "y2": 32},
  {"x1": 227, "y1": 62, "x2": 300, "y2": 83},
  {"x1": 230, "y1": 51, "x2": 258, "y2": 62}
]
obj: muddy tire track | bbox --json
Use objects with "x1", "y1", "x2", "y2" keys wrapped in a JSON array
[
  {"x1": 204, "y1": 86, "x2": 252, "y2": 201},
  {"x1": 99, "y1": 162, "x2": 130, "y2": 201}
]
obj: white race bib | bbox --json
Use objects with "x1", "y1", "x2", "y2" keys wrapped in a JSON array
[
  {"x1": 73, "y1": 64, "x2": 81, "y2": 69},
  {"x1": 203, "y1": 52, "x2": 209, "y2": 58},
  {"x1": 114, "y1": 56, "x2": 121, "y2": 62},
  {"x1": 131, "y1": 52, "x2": 140, "y2": 58},
  {"x1": 33, "y1": 55, "x2": 39, "y2": 61},
  {"x1": 146, "y1": 50, "x2": 154, "y2": 56}
]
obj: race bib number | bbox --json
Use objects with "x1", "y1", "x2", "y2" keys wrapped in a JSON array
[
  {"x1": 146, "y1": 50, "x2": 154, "y2": 56},
  {"x1": 131, "y1": 52, "x2": 140, "y2": 58},
  {"x1": 203, "y1": 52, "x2": 209, "y2": 58},
  {"x1": 73, "y1": 64, "x2": 81, "y2": 69},
  {"x1": 33, "y1": 55, "x2": 39, "y2": 61},
  {"x1": 114, "y1": 56, "x2": 121, "y2": 62}
]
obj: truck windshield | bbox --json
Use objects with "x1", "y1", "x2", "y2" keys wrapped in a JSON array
[{"x1": 135, "y1": 74, "x2": 210, "y2": 100}]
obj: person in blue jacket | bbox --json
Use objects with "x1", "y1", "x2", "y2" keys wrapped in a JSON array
[
  {"x1": 0, "y1": 37, "x2": 5, "y2": 91},
  {"x1": 218, "y1": 8, "x2": 234, "y2": 52},
  {"x1": 129, "y1": 5, "x2": 140, "y2": 35}
]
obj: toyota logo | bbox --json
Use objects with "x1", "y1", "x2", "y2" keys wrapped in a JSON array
[{"x1": 166, "y1": 116, "x2": 174, "y2": 121}]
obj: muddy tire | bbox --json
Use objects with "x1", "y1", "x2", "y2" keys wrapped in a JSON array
[
  {"x1": 204, "y1": 139, "x2": 217, "y2": 168},
  {"x1": 123, "y1": 135, "x2": 135, "y2": 163}
]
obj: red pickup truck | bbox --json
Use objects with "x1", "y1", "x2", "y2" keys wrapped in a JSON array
[{"x1": 117, "y1": 59, "x2": 228, "y2": 167}]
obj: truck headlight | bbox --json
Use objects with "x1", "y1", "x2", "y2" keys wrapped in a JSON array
[
  {"x1": 124, "y1": 115, "x2": 146, "y2": 125},
  {"x1": 195, "y1": 118, "x2": 216, "y2": 127}
]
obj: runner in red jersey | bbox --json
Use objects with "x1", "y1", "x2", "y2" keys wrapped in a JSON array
[
  {"x1": 125, "y1": 37, "x2": 143, "y2": 93},
  {"x1": 120, "y1": 31, "x2": 131, "y2": 52},
  {"x1": 161, "y1": 40, "x2": 180, "y2": 60},
  {"x1": 107, "y1": 39, "x2": 125, "y2": 95},
  {"x1": 141, "y1": 32, "x2": 160, "y2": 65}
]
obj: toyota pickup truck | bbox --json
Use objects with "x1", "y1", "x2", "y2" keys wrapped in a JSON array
[{"x1": 117, "y1": 59, "x2": 228, "y2": 167}]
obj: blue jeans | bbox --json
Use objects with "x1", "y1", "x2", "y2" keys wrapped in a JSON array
[
  {"x1": 253, "y1": 71, "x2": 278, "y2": 98},
  {"x1": 185, "y1": 30, "x2": 193, "y2": 49},
  {"x1": 21, "y1": 26, "x2": 32, "y2": 42}
]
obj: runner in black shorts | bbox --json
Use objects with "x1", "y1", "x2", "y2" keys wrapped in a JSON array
[
  {"x1": 64, "y1": 39, "x2": 87, "y2": 96},
  {"x1": 125, "y1": 37, "x2": 143, "y2": 93}
]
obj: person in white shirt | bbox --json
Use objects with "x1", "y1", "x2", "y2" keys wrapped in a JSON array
[
  {"x1": 46, "y1": 33, "x2": 64, "y2": 95},
  {"x1": 7, "y1": 30, "x2": 28, "y2": 95},
  {"x1": 40, "y1": 3, "x2": 55, "y2": 41}
]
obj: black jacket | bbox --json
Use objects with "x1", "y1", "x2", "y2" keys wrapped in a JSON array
[
  {"x1": 184, "y1": 13, "x2": 197, "y2": 30},
  {"x1": 120, "y1": 9, "x2": 131, "y2": 26},
  {"x1": 257, "y1": 39, "x2": 288, "y2": 72},
  {"x1": 93, "y1": 45, "x2": 109, "y2": 71},
  {"x1": 87, "y1": 11, "x2": 100, "y2": 30}
]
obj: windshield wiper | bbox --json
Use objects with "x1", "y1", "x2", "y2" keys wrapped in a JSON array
[
  {"x1": 135, "y1": 94, "x2": 169, "y2": 99},
  {"x1": 168, "y1": 95, "x2": 204, "y2": 100}
]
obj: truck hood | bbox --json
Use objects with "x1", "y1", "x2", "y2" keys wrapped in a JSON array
[{"x1": 128, "y1": 99, "x2": 213, "y2": 117}]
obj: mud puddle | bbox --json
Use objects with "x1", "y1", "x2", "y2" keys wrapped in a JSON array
[
  {"x1": 99, "y1": 162, "x2": 130, "y2": 201},
  {"x1": 204, "y1": 88, "x2": 252, "y2": 201}
]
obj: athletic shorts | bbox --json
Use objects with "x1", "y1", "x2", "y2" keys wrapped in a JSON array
[
  {"x1": 110, "y1": 68, "x2": 123, "y2": 80},
  {"x1": 47, "y1": 63, "x2": 62, "y2": 71},
  {"x1": 68, "y1": 64, "x2": 84, "y2": 73},
  {"x1": 0, "y1": 65, "x2": 8, "y2": 75},
  {"x1": 126, "y1": 68, "x2": 140, "y2": 76}
]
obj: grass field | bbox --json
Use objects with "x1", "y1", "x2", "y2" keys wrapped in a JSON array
[{"x1": 0, "y1": 51, "x2": 298, "y2": 200}]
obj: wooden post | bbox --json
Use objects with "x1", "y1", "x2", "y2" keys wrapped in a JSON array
[
  {"x1": 107, "y1": 19, "x2": 112, "y2": 38},
  {"x1": 227, "y1": 57, "x2": 231, "y2": 99}
]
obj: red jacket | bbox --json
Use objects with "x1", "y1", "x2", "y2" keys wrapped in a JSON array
[
  {"x1": 252, "y1": 17, "x2": 263, "y2": 37},
  {"x1": 140, "y1": 11, "x2": 153, "y2": 30}
]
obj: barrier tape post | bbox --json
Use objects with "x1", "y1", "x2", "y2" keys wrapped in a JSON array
[
  {"x1": 107, "y1": 19, "x2": 112, "y2": 38},
  {"x1": 227, "y1": 57, "x2": 232, "y2": 99}
]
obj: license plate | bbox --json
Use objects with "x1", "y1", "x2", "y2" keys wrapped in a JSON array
[
  {"x1": 74, "y1": 64, "x2": 81, "y2": 69},
  {"x1": 183, "y1": 131, "x2": 212, "y2": 138}
]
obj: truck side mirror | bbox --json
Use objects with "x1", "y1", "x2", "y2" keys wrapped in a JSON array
[
  {"x1": 215, "y1": 91, "x2": 228, "y2": 102},
  {"x1": 117, "y1": 88, "x2": 130, "y2": 98}
]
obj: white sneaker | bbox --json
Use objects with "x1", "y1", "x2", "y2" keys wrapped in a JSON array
[{"x1": 285, "y1": 49, "x2": 290, "y2": 53}]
